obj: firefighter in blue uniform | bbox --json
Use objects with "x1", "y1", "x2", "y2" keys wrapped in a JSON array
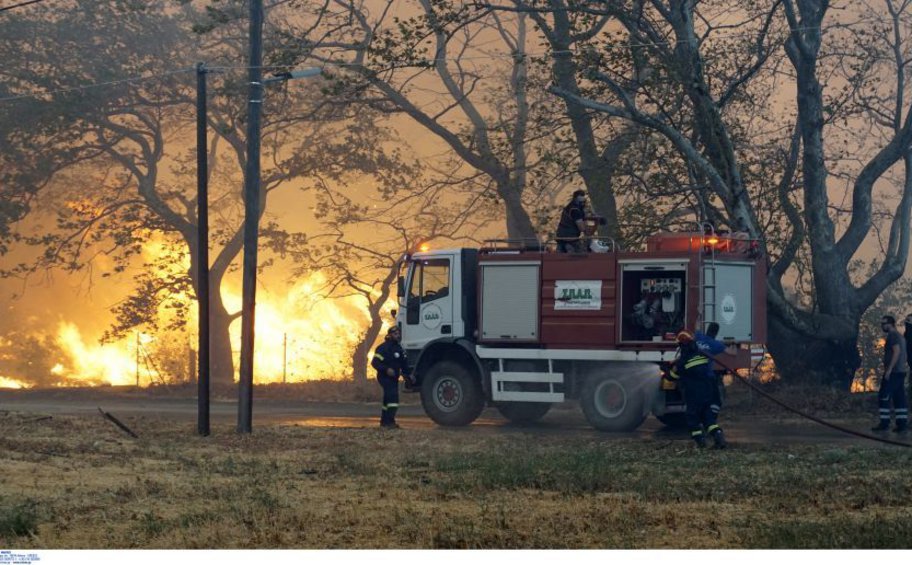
[
  {"x1": 696, "y1": 321, "x2": 728, "y2": 419},
  {"x1": 371, "y1": 326, "x2": 413, "y2": 428},
  {"x1": 696, "y1": 322, "x2": 726, "y2": 358},
  {"x1": 667, "y1": 330, "x2": 727, "y2": 448}
]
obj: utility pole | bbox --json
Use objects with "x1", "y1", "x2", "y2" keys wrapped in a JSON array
[
  {"x1": 196, "y1": 62, "x2": 211, "y2": 437},
  {"x1": 135, "y1": 332, "x2": 140, "y2": 387},
  {"x1": 238, "y1": 0, "x2": 264, "y2": 434}
]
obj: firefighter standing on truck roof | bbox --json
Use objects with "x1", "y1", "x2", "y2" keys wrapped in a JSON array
[
  {"x1": 667, "y1": 331, "x2": 727, "y2": 449},
  {"x1": 555, "y1": 189, "x2": 588, "y2": 253},
  {"x1": 371, "y1": 326, "x2": 413, "y2": 429}
]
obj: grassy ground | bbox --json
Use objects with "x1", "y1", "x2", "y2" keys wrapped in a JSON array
[{"x1": 2, "y1": 402, "x2": 911, "y2": 549}]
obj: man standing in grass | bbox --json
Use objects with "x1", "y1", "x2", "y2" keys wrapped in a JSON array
[
  {"x1": 872, "y1": 315, "x2": 909, "y2": 433},
  {"x1": 371, "y1": 326, "x2": 413, "y2": 429}
]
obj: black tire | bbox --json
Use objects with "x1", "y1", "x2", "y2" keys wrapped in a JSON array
[
  {"x1": 655, "y1": 412, "x2": 688, "y2": 429},
  {"x1": 420, "y1": 360, "x2": 485, "y2": 426},
  {"x1": 580, "y1": 374, "x2": 647, "y2": 432},
  {"x1": 495, "y1": 402, "x2": 551, "y2": 424}
]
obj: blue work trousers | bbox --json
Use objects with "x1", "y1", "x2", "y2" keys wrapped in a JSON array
[
  {"x1": 878, "y1": 372, "x2": 908, "y2": 428},
  {"x1": 683, "y1": 378, "x2": 721, "y2": 439},
  {"x1": 377, "y1": 376, "x2": 400, "y2": 425}
]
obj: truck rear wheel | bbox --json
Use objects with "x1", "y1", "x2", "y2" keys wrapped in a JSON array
[
  {"x1": 495, "y1": 402, "x2": 551, "y2": 424},
  {"x1": 580, "y1": 374, "x2": 646, "y2": 432},
  {"x1": 420, "y1": 360, "x2": 484, "y2": 427}
]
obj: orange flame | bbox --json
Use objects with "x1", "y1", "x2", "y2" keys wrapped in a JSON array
[
  {"x1": 222, "y1": 272, "x2": 373, "y2": 383},
  {"x1": 52, "y1": 322, "x2": 141, "y2": 386},
  {"x1": 0, "y1": 376, "x2": 26, "y2": 389},
  {"x1": 1, "y1": 234, "x2": 384, "y2": 387}
]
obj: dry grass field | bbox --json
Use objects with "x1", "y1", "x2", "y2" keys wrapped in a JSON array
[{"x1": 2, "y1": 385, "x2": 912, "y2": 550}]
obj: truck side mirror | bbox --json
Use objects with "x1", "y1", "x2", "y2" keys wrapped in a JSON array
[{"x1": 397, "y1": 275, "x2": 405, "y2": 298}]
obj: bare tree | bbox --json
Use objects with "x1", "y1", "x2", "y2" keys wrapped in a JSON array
[
  {"x1": 535, "y1": 0, "x2": 912, "y2": 386},
  {"x1": 272, "y1": 0, "x2": 564, "y2": 243}
]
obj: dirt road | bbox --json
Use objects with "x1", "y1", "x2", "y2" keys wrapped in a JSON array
[{"x1": 0, "y1": 389, "x2": 898, "y2": 447}]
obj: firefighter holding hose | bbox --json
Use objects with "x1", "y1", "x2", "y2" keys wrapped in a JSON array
[
  {"x1": 555, "y1": 189, "x2": 589, "y2": 253},
  {"x1": 667, "y1": 330, "x2": 728, "y2": 449}
]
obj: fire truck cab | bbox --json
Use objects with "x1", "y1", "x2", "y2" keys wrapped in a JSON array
[{"x1": 395, "y1": 231, "x2": 766, "y2": 431}]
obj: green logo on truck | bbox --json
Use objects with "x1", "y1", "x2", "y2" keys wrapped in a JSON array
[
  {"x1": 559, "y1": 288, "x2": 593, "y2": 301},
  {"x1": 554, "y1": 280, "x2": 602, "y2": 311}
]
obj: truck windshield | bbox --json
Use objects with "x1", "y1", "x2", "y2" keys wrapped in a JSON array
[{"x1": 408, "y1": 258, "x2": 450, "y2": 304}]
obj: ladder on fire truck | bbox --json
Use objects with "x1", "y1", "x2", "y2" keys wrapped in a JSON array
[{"x1": 699, "y1": 224, "x2": 717, "y2": 332}]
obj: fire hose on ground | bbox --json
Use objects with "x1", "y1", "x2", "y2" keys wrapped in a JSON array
[{"x1": 714, "y1": 349, "x2": 912, "y2": 449}]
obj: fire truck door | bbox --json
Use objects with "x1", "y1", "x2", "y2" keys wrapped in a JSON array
[{"x1": 403, "y1": 257, "x2": 454, "y2": 349}]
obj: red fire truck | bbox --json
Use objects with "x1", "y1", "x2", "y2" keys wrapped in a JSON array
[{"x1": 395, "y1": 230, "x2": 766, "y2": 431}]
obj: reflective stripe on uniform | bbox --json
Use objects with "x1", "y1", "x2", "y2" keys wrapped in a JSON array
[
  {"x1": 710, "y1": 404, "x2": 720, "y2": 414},
  {"x1": 684, "y1": 356, "x2": 709, "y2": 369},
  {"x1": 374, "y1": 353, "x2": 385, "y2": 361},
  {"x1": 691, "y1": 430, "x2": 704, "y2": 437},
  {"x1": 707, "y1": 424, "x2": 720, "y2": 433},
  {"x1": 668, "y1": 369, "x2": 680, "y2": 380}
]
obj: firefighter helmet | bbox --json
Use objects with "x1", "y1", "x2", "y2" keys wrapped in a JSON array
[{"x1": 675, "y1": 330, "x2": 695, "y2": 344}]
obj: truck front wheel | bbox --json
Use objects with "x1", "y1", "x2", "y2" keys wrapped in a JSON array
[
  {"x1": 420, "y1": 361, "x2": 484, "y2": 427},
  {"x1": 580, "y1": 374, "x2": 647, "y2": 432}
]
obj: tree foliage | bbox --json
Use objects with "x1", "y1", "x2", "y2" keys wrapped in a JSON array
[{"x1": 1, "y1": 0, "x2": 418, "y2": 385}]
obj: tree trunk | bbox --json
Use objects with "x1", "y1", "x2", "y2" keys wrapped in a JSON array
[
  {"x1": 498, "y1": 179, "x2": 539, "y2": 243},
  {"x1": 209, "y1": 301, "x2": 236, "y2": 389},
  {"x1": 189, "y1": 234, "x2": 236, "y2": 390},
  {"x1": 351, "y1": 267, "x2": 397, "y2": 382},
  {"x1": 351, "y1": 339, "x2": 373, "y2": 383},
  {"x1": 766, "y1": 310, "x2": 861, "y2": 389},
  {"x1": 545, "y1": 18, "x2": 623, "y2": 242}
]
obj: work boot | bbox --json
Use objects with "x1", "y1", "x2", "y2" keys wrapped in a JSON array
[
  {"x1": 380, "y1": 421, "x2": 400, "y2": 429},
  {"x1": 693, "y1": 435, "x2": 707, "y2": 448},
  {"x1": 711, "y1": 429, "x2": 727, "y2": 449},
  {"x1": 871, "y1": 422, "x2": 890, "y2": 432},
  {"x1": 893, "y1": 423, "x2": 908, "y2": 433}
]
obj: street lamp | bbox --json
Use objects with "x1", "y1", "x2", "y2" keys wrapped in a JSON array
[
  {"x1": 264, "y1": 67, "x2": 322, "y2": 83},
  {"x1": 236, "y1": 55, "x2": 323, "y2": 434}
]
